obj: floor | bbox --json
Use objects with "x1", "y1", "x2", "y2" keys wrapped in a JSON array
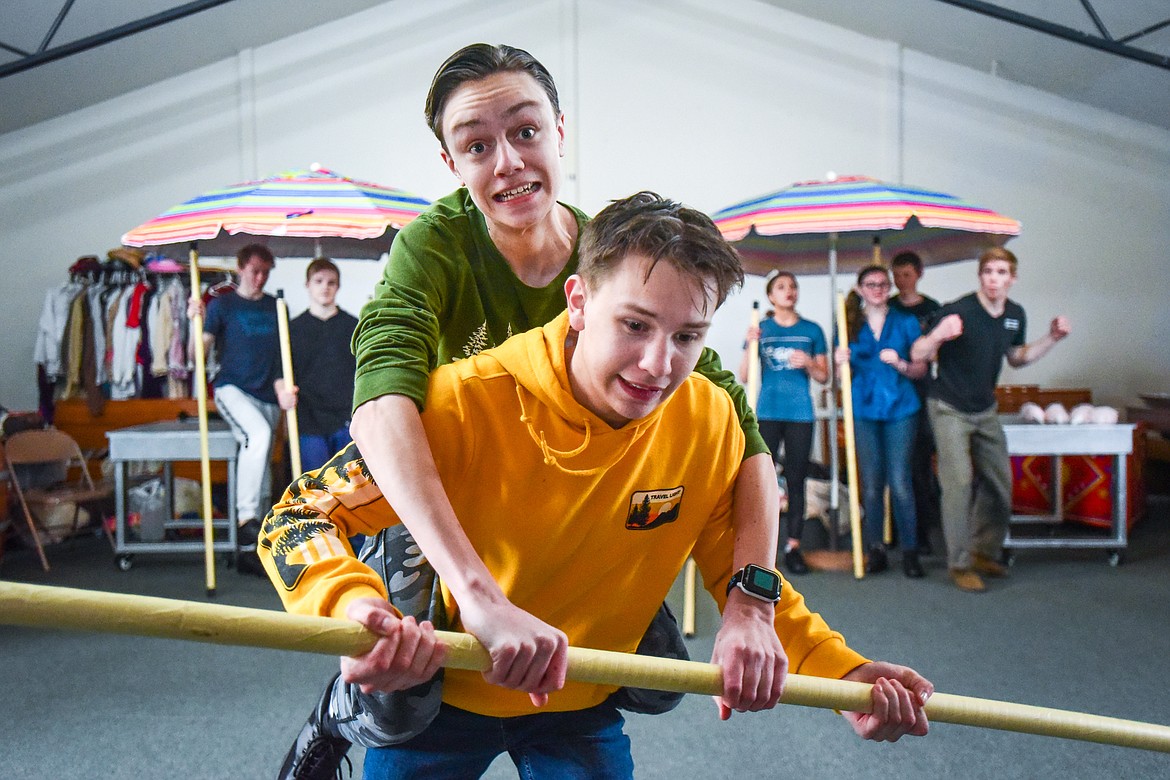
[{"x1": 2, "y1": 500, "x2": 1169, "y2": 778}]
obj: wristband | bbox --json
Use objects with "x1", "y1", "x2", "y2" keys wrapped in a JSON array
[{"x1": 727, "y1": 564, "x2": 782, "y2": 603}]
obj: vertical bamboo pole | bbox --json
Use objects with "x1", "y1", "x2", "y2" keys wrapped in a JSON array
[
  {"x1": 188, "y1": 246, "x2": 216, "y2": 597},
  {"x1": 873, "y1": 237, "x2": 894, "y2": 548},
  {"x1": 884, "y1": 490, "x2": 894, "y2": 546},
  {"x1": 275, "y1": 291, "x2": 302, "y2": 478},
  {"x1": 682, "y1": 558, "x2": 697, "y2": 638},
  {"x1": 835, "y1": 293, "x2": 865, "y2": 579}
]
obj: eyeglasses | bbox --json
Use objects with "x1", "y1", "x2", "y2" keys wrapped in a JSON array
[{"x1": 860, "y1": 281, "x2": 891, "y2": 290}]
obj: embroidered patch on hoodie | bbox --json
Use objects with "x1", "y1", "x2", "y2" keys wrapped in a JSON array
[{"x1": 626, "y1": 486, "x2": 684, "y2": 530}]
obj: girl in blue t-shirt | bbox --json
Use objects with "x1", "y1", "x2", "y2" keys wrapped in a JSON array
[
  {"x1": 837, "y1": 265, "x2": 928, "y2": 578},
  {"x1": 739, "y1": 271, "x2": 827, "y2": 575}
]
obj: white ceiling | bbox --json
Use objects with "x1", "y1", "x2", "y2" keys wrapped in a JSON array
[
  {"x1": 1, "y1": 0, "x2": 1168, "y2": 136},
  {"x1": 763, "y1": 0, "x2": 1170, "y2": 131}
]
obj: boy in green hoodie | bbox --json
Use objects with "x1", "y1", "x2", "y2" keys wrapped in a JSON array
[{"x1": 259, "y1": 192, "x2": 932, "y2": 778}]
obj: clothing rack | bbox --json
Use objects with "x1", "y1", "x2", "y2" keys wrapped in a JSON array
[{"x1": 36, "y1": 254, "x2": 234, "y2": 422}]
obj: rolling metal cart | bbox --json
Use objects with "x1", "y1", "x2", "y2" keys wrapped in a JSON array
[
  {"x1": 1002, "y1": 417, "x2": 1135, "y2": 566},
  {"x1": 106, "y1": 420, "x2": 238, "y2": 571}
]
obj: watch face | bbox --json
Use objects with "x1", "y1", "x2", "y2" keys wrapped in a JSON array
[
  {"x1": 739, "y1": 564, "x2": 780, "y2": 600},
  {"x1": 748, "y1": 566, "x2": 780, "y2": 593}
]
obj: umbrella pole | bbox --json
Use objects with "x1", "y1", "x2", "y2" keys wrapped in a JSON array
[
  {"x1": 187, "y1": 247, "x2": 217, "y2": 598},
  {"x1": 275, "y1": 291, "x2": 302, "y2": 478},
  {"x1": 827, "y1": 234, "x2": 841, "y2": 548},
  {"x1": 835, "y1": 292, "x2": 865, "y2": 579},
  {"x1": 746, "y1": 301, "x2": 762, "y2": 410},
  {"x1": 6, "y1": 581, "x2": 1170, "y2": 754}
]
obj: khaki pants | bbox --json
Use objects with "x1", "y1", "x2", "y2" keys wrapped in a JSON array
[{"x1": 927, "y1": 398, "x2": 1012, "y2": 570}]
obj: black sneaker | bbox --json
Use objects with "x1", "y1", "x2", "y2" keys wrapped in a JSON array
[
  {"x1": 236, "y1": 550, "x2": 267, "y2": 578},
  {"x1": 902, "y1": 550, "x2": 925, "y2": 579},
  {"x1": 865, "y1": 546, "x2": 888, "y2": 575},
  {"x1": 783, "y1": 547, "x2": 810, "y2": 575},
  {"x1": 278, "y1": 673, "x2": 353, "y2": 780},
  {"x1": 237, "y1": 518, "x2": 262, "y2": 550}
]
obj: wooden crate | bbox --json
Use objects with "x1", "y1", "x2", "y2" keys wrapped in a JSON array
[
  {"x1": 995, "y1": 384, "x2": 1040, "y2": 413},
  {"x1": 996, "y1": 385, "x2": 1092, "y2": 414},
  {"x1": 1035, "y1": 388, "x2": 1093, "y2": 410}
]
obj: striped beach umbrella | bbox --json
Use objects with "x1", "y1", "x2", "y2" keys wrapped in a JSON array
[
  {"x1": 712, "y1": 175, "x2": 1021, "y2": 277},
  {"x1": 121, "y1": 165, "x2": 431, "y2": 259},
  {"x1": 714, "y1": 176, "x2": 1020, "y2": 549}
]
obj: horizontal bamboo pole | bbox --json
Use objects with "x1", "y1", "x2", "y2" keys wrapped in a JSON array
[{"x1": 2, "y1": 581, "x2": 1169, "y2": 753}]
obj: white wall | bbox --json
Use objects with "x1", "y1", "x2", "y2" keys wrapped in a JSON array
[{"x1": 1, "y1": 0, "x2": 1168, "y2": 411}]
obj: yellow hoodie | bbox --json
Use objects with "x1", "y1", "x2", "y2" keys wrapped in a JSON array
[{"x1": 261, "y1": 312, "x2": 866, "y2": 717}]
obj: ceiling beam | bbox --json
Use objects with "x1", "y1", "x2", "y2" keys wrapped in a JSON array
[
  {"x1": 1118, "y1": 18, "x2": 1170, "y2": 46},
  {"x1": 1076, "y1": 0, "x2": 1110, "y2": 41},
  {"x1": 935, "y1": 0, "x2": 1170, "y2": 71},
  {"x1": 0, "y1": 0, "x2": 236, "y2": 79},
  {"x1": 40, "y1": 0, "x2": 80, "y2": 53}
]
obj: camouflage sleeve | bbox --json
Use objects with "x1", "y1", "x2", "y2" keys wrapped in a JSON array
[{"x1": 258, "y1": 442, "x2": 398, "y2": 620}]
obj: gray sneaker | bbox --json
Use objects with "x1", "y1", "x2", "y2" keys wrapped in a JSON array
[{"x1": 278, "y1": 673, "x2": 352, "y2": 780}]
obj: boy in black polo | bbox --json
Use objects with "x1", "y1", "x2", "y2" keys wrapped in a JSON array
[{"x1": 912, "y1": 247, "x2": 1070, "y2": 592}]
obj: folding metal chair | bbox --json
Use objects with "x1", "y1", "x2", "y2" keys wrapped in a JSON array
[{"x1": 2, "y1": 428, "x2": 112, "y2": 571}]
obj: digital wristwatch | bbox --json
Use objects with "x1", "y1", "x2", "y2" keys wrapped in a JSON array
[{"x1": 726, "y1": 564, "x2": 782, "y2": 603}]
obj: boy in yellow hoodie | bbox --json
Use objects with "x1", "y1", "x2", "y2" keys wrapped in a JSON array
[{"x1": 259, "y1": 192, "x2": 932, "y2": 778}]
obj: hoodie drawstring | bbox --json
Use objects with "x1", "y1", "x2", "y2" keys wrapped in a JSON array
[{"x1": 514, "y1": 383, "x2": 639, "y2": 476}]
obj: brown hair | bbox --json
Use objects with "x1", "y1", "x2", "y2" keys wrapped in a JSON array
[
  {"x1": 845, "y1": 264, "x2": 889, "y2": 343},
  {"x1": 424, "y1": 43, "x2": 560, "y2": 148},
  {"x1": 978, "y1": 246, "x2": 1018, "y2": 274},
  {"x1": 305, "y1": 257, "x2": 339, "y2": 283},
  {"x1": 891, "y1": 251, "x2": 923, "y2": 274},
  {"x1": 236, "y1": 243, "x2": 274, "y2": 269},
  {"x1": 578, "y1": 191, "x2": 744, "y2": 313},
  {"x1": 765, "y1": 270, "x2": 797, "y2": 297},
  {"x1": 763, "y1": 270, "x2": 798, "y2": 318}
]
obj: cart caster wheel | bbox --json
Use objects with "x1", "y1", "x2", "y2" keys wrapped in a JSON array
[
  {"x1": 116, "y1": 554, "x2": 134, "y2": 572},
  {"x1": 1108, "y1": 550, "x2": 1124, "y2": 567},
  {"x1": 1002, "y1": 551, "x2": 1015, "y2": 567}
]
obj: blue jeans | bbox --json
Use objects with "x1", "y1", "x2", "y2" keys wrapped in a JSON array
[
  {"x1": 300, "y1": 424, "x2": 363, "y2": 548},
  {"x1": 854, "y1": 414, "x2": 918, "y2": 550},
  {"x1": 362, "y1": 703, "x2": 634, "y2": 780},
  {"x1": 299, "y1": 423, "x2": 353, "y2": 472}
]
